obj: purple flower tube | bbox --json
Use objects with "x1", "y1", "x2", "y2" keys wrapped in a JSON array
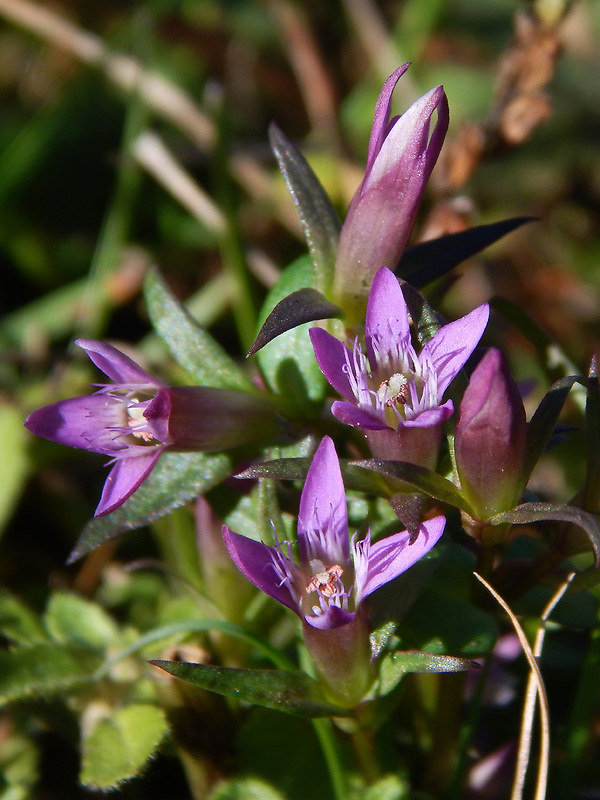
[{"x1": 25, "y1": 339, "x2": 278, "y2": 516}]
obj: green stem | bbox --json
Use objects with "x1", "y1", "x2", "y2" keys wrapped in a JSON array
[
  {"x1": 312, "y1": 718, "x2": 349, "y2": 800},
  {"x1": 297, "y1": 643, "x2": 349, "y2": 800},
  {"x1": 422, "y1": 673, "x2": 465, "y2": 797},
  {"x1": 351, "y1": 726, "x2": 381, "y2": 785},
  {"x1": 476, "y1": 541, "x2": 497, "y2": 581}
]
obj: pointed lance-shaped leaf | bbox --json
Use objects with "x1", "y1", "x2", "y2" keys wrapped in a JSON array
[
  {"x1": 352, "y1": 459, "x2": 474, "y2": 513},
  {"x1": 67, "y1": 451, "x2": 231, "y2": 563},
  {"x1": 399, "y1": 217, "x2": 537, "y2": 288},
  {"x1": 255, "y1": 256, "x2": 329, "y2": 417},
  {"x1": 523, "y1": 375, "x2": 587, "y2": 481},
  {"x1": 490, "y1": 502, "x2": 600, "y2": 566},
  {"x1": 150, "y1": 660, "x2": 352, "y2": 718},
  {"x1": 377, "y1": 650, "x2": 481, "y2": 697},
  {"x1": 247, "y1": 288, "x2": 341, "y2": 357},
  {"x1": 269, "y1": 123, "x2": 341, "y2": 292},
  {"x1": 389, "y1": 494, "x2": 426, "y2": 543},
  {"x1": 398, "y1": 280, "x2": 442, "y2": 346},
  {"x1": 144, "y1": 267, "x2": 255, "y2": 393},
  {"x1": 235, "y1": 457, "x2": 389, "y2": 496}
]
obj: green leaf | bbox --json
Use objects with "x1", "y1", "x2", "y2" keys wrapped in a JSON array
[
  {"x1": 399, "y1": 217, "x2": 536, "y2": 287},
  {"x1": 389, "y1": 494, "x2": 426, "y2": 542},
  {"x1": 0, "y1": 590, "x2": 48, "y2": 646},
  {"x1": 44, "y1": 592, "x2": 119, "y2": 650},
  {"x1": 490, "y1": 502, "x2": 600, "y2": 565},
  {"x1": 68, "y1": 451, "x2": 231, "y2": 563},
  {"x1": 357, "y1": 774, "x2": 409, "y2": 800},
  {"x1": 247, "y1": 288, "x2": 341, "y2": 356},
  {"x1": 0, "y1": 730, "x2": 39, "y2": 795},
  {"x1": 0, "y1": 643, "x2": 102, "y2": 704},
  {"x1": 269, "y1": 124, "x2": 340, "y2": 293},
  {"x1": 144, "y1": 267, "x2": 254, "y2": 392},
  {"x1": 81, "y1": 704, "x2": 167, "y2": 790},
  {"x1": 150, "y1": 661, "x2": 352, "y2": 718},
  {"x1": 377, "y1": 650, "x2": 480, "y2": 697},
  {"x1": 209, "y1": 777, "x2": 287, "y2": 800},
  {"x1": 255, "y1": 256, "x2": 328, "y2": 417},
  {"x1": 523, "y1": 376, "x2": 584, "y2": 480},
  {"x1": 0, "y1": 403, "x2": 29, "y2": 536},
  {"x1": 351, "y1": 459, "x2": 473, "y2": 512},
  {"x1": 236, "y1": 457, "x2": 388, "y2": 496}
]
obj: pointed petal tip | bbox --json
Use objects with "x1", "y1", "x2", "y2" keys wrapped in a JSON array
[
  {"x1": 74, "y1": 338, "x2": 160, "y2": 386},
  {"x1": 93, "y1": 449, "x2": 163, "y2": 516}
]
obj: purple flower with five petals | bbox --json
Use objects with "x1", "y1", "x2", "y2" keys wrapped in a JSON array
[
  {"x1": 25, "y1": 339, "x2": 278, "y2": 516},
  {"x1": 333, "y1": 64, "x2": 449, "y2": 325},
  {"x1": 223, "y1": 436, "x2": 445, "y2": 704},
  {"x1": 311, "y1": 267, "x2": 489, "y2": 466},
  {"x1": 224, "y1": 435, "x2": 445, "y2": 629}
]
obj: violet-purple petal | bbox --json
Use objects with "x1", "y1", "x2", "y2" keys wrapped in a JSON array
[
  {"x1": 75, "y1": 338, "x2": 161, "y2": 386},
  {"x1": 421, "y1": 304, "x2": 490, "y2": 396},
  {"x1": 365, "y1": 63, "x2": 411, "y2": 175},
  {"x1": 331, "y1": 400, "x2": 390, "y2": 431},
  {"x1": 309, "y1": 328, "x2": 355, "y2": 401},
  {"x1": 368, "y1": 85, "x2": 446, "y2": 187},
  {"x1": 400, "y1": 400, "x2": 453, "y2": 429},
  {"x1": 221, "y1": 527, "x2": 298, "y2": 613},
  {"x1": 365, "y1": 267, "x2": 410, "y2": 354},
  {"x1": 24, "y1": 395, "x2": 123, "y2": 453},
  {"x1": 298, "y1": 436, "x2": 349, "y2": 566},
  {"x1": 95, "y1": 448, "x2": 164, "y2": 516},
  {"x1": 358, "y1": 515, "x2": 446, "y2": 602},
  {"x1": 304, "y1": 603, "x2": 355, "y2": 631}
]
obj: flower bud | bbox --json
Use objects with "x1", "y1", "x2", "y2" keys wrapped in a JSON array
[
  {"x1": 455, "y1": 349, "x2": 526, "y2": 526},
  {"x1": 332, "y1": 66, "x2": 449, "y2": 325}
]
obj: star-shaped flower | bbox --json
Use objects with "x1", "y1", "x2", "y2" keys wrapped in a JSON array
[
  {"x1": 311, "y1": 268, "x2": 489, "y2": 465},
  {"x1": 222, "y1": 435, "x2": 445, "y2": 631},
  {"x1": 25, "y1": 339, "x2": 277, "y2": 516}
]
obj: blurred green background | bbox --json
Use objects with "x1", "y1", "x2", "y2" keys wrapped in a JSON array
[{"x1": 1, "y1": 0, "x2": 599, "y2": 796}]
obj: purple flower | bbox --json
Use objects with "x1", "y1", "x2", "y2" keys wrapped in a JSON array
[
  {"x1": 223, "y1": 435, "x2": 444, "y2": 630},
  {"x1": 25, "y1": 339, "x2": 278, "y2": 517},
  {"x1": 311, "y1": 268, "x2": 489, "y2": 465},
  {"x1": 333, "y1": 64, "x2": 449, "y2": 324},
  {"x1": 223, "y1": 436, "x2": 444, "y2": 703},
  {"x1": 455, "y1": 348, "x2": 527, "y2": 529}
]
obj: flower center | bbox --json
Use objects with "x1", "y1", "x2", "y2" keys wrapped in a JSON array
[
  {"x1": 126, "y1": 404, "x2": 156, "y2": 442},
  {"x1": 377, "y1": 373, "x2": 409, "y2": 407},
  {"x1": 305, "y1": 560, "x2": 344, "y2": 598}
]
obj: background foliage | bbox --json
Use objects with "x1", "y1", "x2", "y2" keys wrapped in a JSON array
[{"x1": 1, "y1": 0, "x2": 600, "y2": 798}]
